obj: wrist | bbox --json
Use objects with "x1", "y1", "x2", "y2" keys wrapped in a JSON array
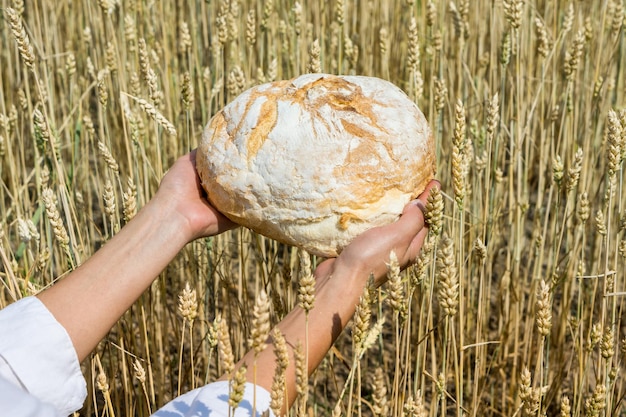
[
  {"x1": 144, "y1": 193, "x2": 197, "y2": 245},
  {"x1": 319, "y1": 259, "x2": 371, "y2": 301}
]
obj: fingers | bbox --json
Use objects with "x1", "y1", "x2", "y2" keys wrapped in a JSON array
[
  {"x1": 393, "y1": 180, "x2": 441, "y2": 264},
  {"x1": 316, "y1": 179, "x2": 441, "y2": 288},
  {"x1": 406, "y1": 225, "x2": 429, "y2": 262},
  {"x1": 416, "y1": 179, "x2": 441, "y2": 204},
  {"x1": 397, "y1": 179, "x2": 440, "y2": 233},
  {"x1": 401, "y1": 180, "x2": 440, "y2": 216},
  {"x1": 396, "y1": 200, "x2": 426, "y2": 236}
]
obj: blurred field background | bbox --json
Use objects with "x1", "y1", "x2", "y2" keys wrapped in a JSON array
[{"x1": 1, "y1": 0, "x2": 626, "y2": 415}]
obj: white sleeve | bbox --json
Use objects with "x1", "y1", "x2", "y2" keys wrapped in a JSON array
[
  {"x1": 153, "y1": 380, "x2": 276, "y2": 417},
  {"x1": 0, "y1": 374, "x2": 64, "y2": 417},
  {"x1": 0, "y1": 296, "x2": 87, "y2": 416}
]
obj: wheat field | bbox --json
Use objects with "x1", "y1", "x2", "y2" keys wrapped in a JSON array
[{"x1": 1, "y1": 0, "x2": 626, "y2": 416}]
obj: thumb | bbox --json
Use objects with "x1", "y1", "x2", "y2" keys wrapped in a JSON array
[
  {"x1": 393, "y1": 179, "x2": 440, "y2": 236},
  {"x1": 396, "y1": 199, "x2": 427, "y2": 237}
]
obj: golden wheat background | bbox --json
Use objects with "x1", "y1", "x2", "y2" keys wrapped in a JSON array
[{"x1": 1, "y1": 0, "x2": 626, "y2": 415}]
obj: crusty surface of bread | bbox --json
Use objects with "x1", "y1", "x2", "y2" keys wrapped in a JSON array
[{"x1": 197, "y1": 74, "x2": 435, "y2": 257}]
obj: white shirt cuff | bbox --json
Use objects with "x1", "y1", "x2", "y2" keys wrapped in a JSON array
[
  {"x1": 153, "y1": 380, "x2": 276, "y2": 417},
  {"x1": 0, "y1": 375, "x2": 65, "y2": 417},
  {"x1": 0, "y1": 296, "x2": 87, "y2": 415}
]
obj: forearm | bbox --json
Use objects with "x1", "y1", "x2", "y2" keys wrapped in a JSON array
[
  {"x1": 37, "y1": 195, "x2": 192, "y2": 362},
  {"x1": 235, "y1": 264, "x2": 366, "y2": 411}
]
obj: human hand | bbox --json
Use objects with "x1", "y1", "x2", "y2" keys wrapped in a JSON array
[
  {"x1": 316, "y1": 180, "x2": 440, "y2": 288},
  {"x1": 229, "y1": 180, "x2": 439, "y2": 408},
  {"x1": 154, "y1": 150, "x2": 238, "y2": 241}
]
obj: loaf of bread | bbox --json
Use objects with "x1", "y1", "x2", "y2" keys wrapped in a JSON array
[{"x1": 197, "y1": 74, "x2": 435, "y2": 257}]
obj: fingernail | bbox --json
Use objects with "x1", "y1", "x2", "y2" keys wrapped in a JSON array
[{"x1": 412, "y1": 199, "x2": 426, "y2": 214}]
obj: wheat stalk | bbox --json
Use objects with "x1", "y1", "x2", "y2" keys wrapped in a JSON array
[
  {"x1": 6, "y1": 7, "x2": 35, "y2": 71},
  {"x1": 125, "y1": 94, "x2": 177, "y2": 136}
]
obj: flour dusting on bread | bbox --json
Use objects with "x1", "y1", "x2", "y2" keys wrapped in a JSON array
[{"x1": 197, "y1": 74, "x2": 436, "y2": 257}]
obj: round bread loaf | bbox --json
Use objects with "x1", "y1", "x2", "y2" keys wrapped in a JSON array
[{"x1": 197, "y1": 74, "x2": 435, "y2": 257}]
